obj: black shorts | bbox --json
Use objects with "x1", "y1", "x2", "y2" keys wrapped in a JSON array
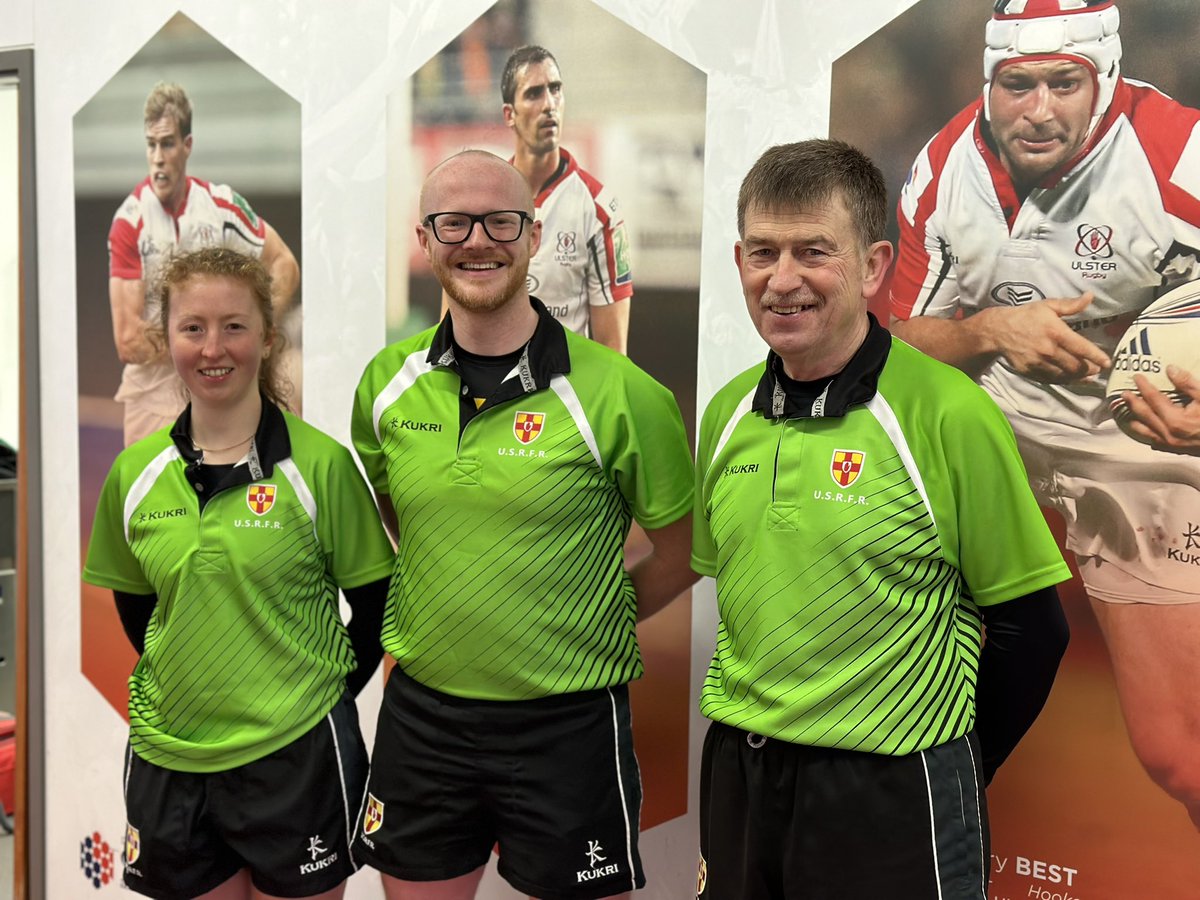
[
  {"x1": 353, "y1": 666, "x2": 645, "y2": 900},
  {"x1": 122, "y1": 693, "x2": 368, "y2": 899},
  {"x1": 698, "y1": 722, "x2": 989, "y2": 900}
]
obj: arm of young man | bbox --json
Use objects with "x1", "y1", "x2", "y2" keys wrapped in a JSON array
[
  {"x1": 261, "y1": 222, "x2": 300, "y2": 316},
  {"x1": 589, "y1": 299, "x2": 630, "y2": 355},
  {"x1": 974, "y1": 586, "x2": 1070, "y2": 784},
  {"x1": 629, "y1": 513, "x2": 697, "y2": 622},
  {"x1": 891, "y1": 295, "x2": 1110, "y2": 383},
  {"x1": 108, "y1": 277, "x2": 159, "y2": 365}
]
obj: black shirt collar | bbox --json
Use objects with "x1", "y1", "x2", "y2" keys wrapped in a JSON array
[
  {"x1": 752, "y1": 313, "x2": 891, "y2": 420},
  {"x1": 426, "y1": 296, "x2": 572, "y2": 392},
  {"x1": 171, "y1": 396, "x2": 291, "y2": 491}
]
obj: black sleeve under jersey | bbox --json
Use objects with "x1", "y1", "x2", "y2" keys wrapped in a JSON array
[
  {"x1": 343, "y1": 577, "x2": 390, "y2": 696},
  {"x1": 113, "y1": 590, "x2": 158, "y2": 655},
  {"x1": 975, "y1": 585, "x2": 1070, "y2": 785}
]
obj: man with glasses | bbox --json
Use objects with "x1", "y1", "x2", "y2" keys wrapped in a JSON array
[{"x1": 350, "y1": 150, "x2": 696, "y2": 900}]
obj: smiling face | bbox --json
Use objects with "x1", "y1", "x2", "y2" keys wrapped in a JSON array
[
  {"x1": 503, "y1": 58, "x2": 564, "y2": 157},
  {"x1": 736, "y1": 194, "x2": 892, "y2": 381},
  {"x1": 145, "y1": 114, "x2": 192, "y2": 211},
  {"x1": 988, "y1": 58, "x2": 1096, "y2": 192},
  {"x1": 167, "y1": 274, "x2": 271, "y2": 409},
  {"x1": 417, "y1": 153, "x2": 542, "y2": 314}
]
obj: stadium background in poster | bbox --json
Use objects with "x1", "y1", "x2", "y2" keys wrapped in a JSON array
[
  {"x1": 830, "y1": 1, "x2": 1200, "y2": 898},
  {"x1": 389, "y1": 0, "x2": 705, "y2": 832}
]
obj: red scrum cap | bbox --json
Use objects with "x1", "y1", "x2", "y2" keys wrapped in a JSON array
[{"x1": 985, "y1": 0, "x2": 1122, "y2": 135}]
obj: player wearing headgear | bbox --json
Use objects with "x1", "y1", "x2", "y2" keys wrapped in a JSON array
[
  {"x1": 500, "y1": 45, "x2": 634, "y2": 354},
  {"x1": 891, "y1": 0, "x2": 1200, "y2": 827},
  {"x1": 108, "y1": 82, "x2": 300, "y2": 446}
]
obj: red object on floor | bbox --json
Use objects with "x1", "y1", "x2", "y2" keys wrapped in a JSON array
[{"x1": 0, "y1": 712, "x2": 15, "y2": 815}]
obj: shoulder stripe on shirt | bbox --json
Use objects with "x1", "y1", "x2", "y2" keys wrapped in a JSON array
[
  {"x1": 866, "y1": 392, "x2": 935, "y2": 528},
  {"x1": 372, "y1": 350, "x2": 436, "y2": 441},
  {"x1": 550, "y1": 374, "x2": 602, "y2": 468},
  {"x1": 123, "y1": 446, "x2": 181, "y2": 541},
  {"x1": 711, "y1": 387, "x2": 757, "y2": 465},
  {"x1": 277, "y1": 457, "x2": 318, "y2": 539}
]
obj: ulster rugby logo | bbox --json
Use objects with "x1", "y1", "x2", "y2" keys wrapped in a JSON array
[
  {"x1": 830, "y1": 450, "x2": 865, "y2": 488},
  {"x1": 514, "y1": 411, "x2": 545, "y2": 444},
  {"x1": 247, "y1": 484, "x2": 276, "y2": 516},
  {"x1": 363, "y1": 793, "x2": 384, "y2": 835},
  {"x1": 1075, "y1": 223, "x2": 1114, "y2": 259}
]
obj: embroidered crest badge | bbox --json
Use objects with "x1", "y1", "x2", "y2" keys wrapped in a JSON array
[
  {"x1": 514, "y1": 412, "x2": 545, "y2": 444},
  {"x1": 124, "y1": 824, "x2": 140, "y2": 865},
  {"x1": 830, "y1": 450, "x2": 865, "y2": 488},
  {"x1": 363, "y1": 793, "x2": 384, "y2": 835},
  {"x1": 247, "y1": 484, "x2": 276, "y2": 516}
]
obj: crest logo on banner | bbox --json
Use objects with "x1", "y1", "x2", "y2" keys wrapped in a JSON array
[
  {"x1": 247, "y1": 484, "x2": 276, "y2": 516},
  {"x1": 514, "y1": 412, "x2": 545, "y2": 444},
  {"x1": 830, "y1": 450, "x2": 865, "y2": 488},
  {"x1": 80, "y1": 831, "x2": 115, "y2": 889},
  {"x1": 363, "y1": 793, "x2": 384, "y2": 835}
]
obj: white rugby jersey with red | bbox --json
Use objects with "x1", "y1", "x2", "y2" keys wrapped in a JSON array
[
  {"x1": 525, "y1": 148, "x2": 632, "y2": 336},
  {"x1": 108, "y1": 176, "x2": 268, "y2": 420},
  {"x1": 891, "y1": 78, "x2": 1200, "y2": 599}
]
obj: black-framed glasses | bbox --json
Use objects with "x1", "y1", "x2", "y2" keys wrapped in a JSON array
[{"x1": 422, "y1": 210, "x2": 534, "y2": 244}]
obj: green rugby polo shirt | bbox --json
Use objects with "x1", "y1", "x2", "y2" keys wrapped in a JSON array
[
  {"x1": 694, "y1": 319, "x2": 1070, "y2": 755},
  {"x1": 352, "y1": 300, "x2": 693, "y2": 700},
  {"x1": 83, "y1": 403, "x2": 394, "y2": 772}
]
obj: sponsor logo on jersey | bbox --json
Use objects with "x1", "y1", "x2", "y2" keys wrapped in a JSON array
[
  {"x1": 137, "y1": 506, "x2": 187, "y2": 524},
  {"x1": 722, "y1": 463, "x2": 759, "y2": 476},
  {"x1": 990, "y1": 282, "x2": 1047, "y2": 306},
  {"x1": 299, "y1": 834, "x2": 338, "y2": 875},
  {"x1": 247, "y1": 484, "x2": 276, "y2": 516},
  {"x1": 830, "y1": 450, "x2": 864, "y2": 488},
  {"x1": 696, "y1": 854, "x2": 707, "y2": 897},
  {"x1": 363, "y1": 793, "x2": 384, "y2": 835},
  {"x1": 1170, "y1": 523, "x2": 1200, "y2": 566},
  {"x1": 1074, "y1": 223, "x2": 1114, "y2": 259},
  {"x1": 577, "y1": 839, "x2": 620, "y2": 883},
  {"x1": 1111, "y1": 328, "x2": 1162, "y2": 374},
  {"x1": 386, "y1": 416, "x2": 444, "y2": 433},
  {"x1": 195, "y1": 223, "x2": 217, "y2": 245},
  {"x1": 514, "y1": 411, "x2": 545, "y2": 444},
  {"x1": 614, "y1": 222, "x2": 633, "y2": 286},
  {"x1": 124, "y1": 824, "x2": 140, "y2": 865}
]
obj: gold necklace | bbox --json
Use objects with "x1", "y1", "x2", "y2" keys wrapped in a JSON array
[{"x1": 191, "y1": 433, "x2": 255, "y2": 453}]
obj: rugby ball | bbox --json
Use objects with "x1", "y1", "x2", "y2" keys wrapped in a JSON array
[{"x1": 1107, "y1": 280, "x2": 1200, "y2": 440}]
